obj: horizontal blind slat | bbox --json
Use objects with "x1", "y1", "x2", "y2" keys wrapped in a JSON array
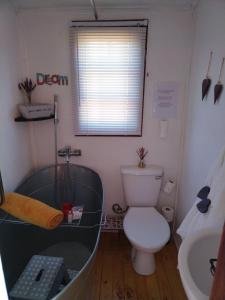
[{"x1": 71, "y1": 25, "x2": 146, "y2": 135}]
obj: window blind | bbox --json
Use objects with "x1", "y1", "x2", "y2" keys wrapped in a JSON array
[{"x1": 70, "y1": 20, "x2": 148, "y2": 136}]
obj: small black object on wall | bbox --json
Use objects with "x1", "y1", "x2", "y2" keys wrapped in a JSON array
[
  {"x1": 197, "y1": 185, "x2": 210, "y2": 199},
  {"x1": 202, "y1": 51, "x2": 213, "y2": 101},
  {"x1": 197, "y1": 198, "x2": 211, "y2": 214},
  {"x1": 214, "y1": 57, "x2": 225, "y2": 104},
  {"x1": 196, "y1": 186, "x2": 211, "y2": 213}
]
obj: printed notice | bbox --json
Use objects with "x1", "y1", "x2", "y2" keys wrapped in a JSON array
[{"x1": 153, "y1": 82, "x2": 178, "y2": 118}]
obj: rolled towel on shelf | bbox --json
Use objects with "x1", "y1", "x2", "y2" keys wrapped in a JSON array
[{"x1": 0, "y1": 192, "x2": 63, "y2": 230}]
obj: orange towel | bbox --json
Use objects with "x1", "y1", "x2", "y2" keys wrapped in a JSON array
[{"x1": 0, "y1": 192, "x2": 63, "y2": 230}]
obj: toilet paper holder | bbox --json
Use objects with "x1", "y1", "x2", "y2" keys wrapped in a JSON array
[{"x1": 161, "y1": 206, "x2": 174, "y2": 223}]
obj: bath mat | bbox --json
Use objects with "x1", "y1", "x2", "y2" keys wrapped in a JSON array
[{"x1": 9, "y1": 255, "x2": 69, "y2": 300}]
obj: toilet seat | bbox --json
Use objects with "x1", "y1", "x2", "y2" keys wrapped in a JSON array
[{"x1": 123, "y1": 207, "x2": 170, "y2": 252}]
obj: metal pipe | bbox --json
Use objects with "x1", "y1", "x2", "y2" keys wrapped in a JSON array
[
  {"x1": 54, "y1": 95, "x2": 59, "y2": 166},
  {"x1": 90, "y1": 0, "x2": 98, "y2": 20},
  {"x1": 0, "y1": 172, "x2": 5, "y2": 205}
]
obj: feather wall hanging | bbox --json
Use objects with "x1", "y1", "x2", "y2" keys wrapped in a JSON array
[
  {"x1": 214, "y1": 57, "x2": 225, "y2": 104},
  {"x1": 202, "y1": 51, "x2": 213, "y2": 101}
]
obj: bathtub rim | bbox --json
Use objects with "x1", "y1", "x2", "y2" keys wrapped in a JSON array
[{"x1": 16, "y1": 163, "x2": 103, "y2": 191}]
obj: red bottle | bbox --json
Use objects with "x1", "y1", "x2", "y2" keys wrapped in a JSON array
[{"x1": 62, "y1": 203, "x2": 73, "y2": 219}]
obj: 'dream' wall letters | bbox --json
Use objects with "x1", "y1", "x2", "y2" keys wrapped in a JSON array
[{"x1": 36, "y1": 73, "x2": 69, "y2": 86}]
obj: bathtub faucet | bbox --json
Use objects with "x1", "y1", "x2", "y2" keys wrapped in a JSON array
[{"x1": 58, "y1": 146, "x2": 81, "y2": 163}]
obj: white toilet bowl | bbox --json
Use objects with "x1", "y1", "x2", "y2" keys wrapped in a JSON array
[{"x1": 123, "y1": 207, "x2": 170, "y2": 275}]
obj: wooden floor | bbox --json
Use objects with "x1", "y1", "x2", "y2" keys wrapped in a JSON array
[{"x1": 88, "y1": 232, "x2": 187, "y2": 300}]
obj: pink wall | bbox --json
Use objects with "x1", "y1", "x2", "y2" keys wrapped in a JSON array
[
  {"x1": 0, "y1": 0, "x2": 32, "y2": 192},
  {"x1": 18, "y1": 6, "x2": 193, "y2": 213}
]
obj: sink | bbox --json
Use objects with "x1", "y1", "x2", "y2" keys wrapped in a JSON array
[{"x1": 178, "y1": 228, "x2": 222, "y2": 300}]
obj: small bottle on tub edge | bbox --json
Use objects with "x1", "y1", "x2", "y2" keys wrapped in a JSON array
[{"x1": 68, "y1": 210, "x2": 73, "y2": 224}]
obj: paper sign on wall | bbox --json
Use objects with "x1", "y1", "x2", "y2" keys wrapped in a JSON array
[{"x1": 153, "y1": 82, "x2": 178, "y2": 118}]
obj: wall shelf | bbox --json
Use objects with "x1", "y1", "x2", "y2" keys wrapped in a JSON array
[{"x1": 15, "y1": 115, "x2": 55, "y2": 122}]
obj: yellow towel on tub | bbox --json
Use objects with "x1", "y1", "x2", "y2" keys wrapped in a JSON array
[{"x1": 0, "y1": 192, "x2": 63, "y2": 230}]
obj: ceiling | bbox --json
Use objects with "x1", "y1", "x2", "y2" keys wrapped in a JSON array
[{"x1": 10, "y1": 0, "x2": 199, "y2": 10}]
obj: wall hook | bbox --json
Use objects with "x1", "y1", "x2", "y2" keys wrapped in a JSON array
[
  {"x1": 90, "y1": 0, "x2": 98, "y2": 20},
  {"x1": 214, "y1": 57, "x2": 225, "y2": 104},
  {"x1": 202, "y1": 51, "x2": 213, "y2": 100}
]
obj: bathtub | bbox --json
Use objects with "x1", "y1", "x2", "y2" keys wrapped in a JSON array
[{"x1": 0, "y1": 164, "x2": 103, "y2": 300}]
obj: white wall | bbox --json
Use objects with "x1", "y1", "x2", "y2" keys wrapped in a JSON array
[
  {"x1": 177, "y1": 0, "x2": 225, "y2": 226},
  {"x1": 0, "y1": 0, "x2": 32, "y2": 192},
  {"x1": 18, "y1": 6, "x2": 193, "y2": 213}
]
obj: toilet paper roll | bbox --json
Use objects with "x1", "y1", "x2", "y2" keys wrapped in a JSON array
[
  {"x1": 162, "y1": 206, "x2": 174, "y2": 223},
  {"x1": 163, "y1": 179, "x2": 175, "y2": 194}
]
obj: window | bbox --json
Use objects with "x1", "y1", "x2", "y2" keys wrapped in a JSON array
[{"x1": 70, "y1": 20, "x2": 148, "y2": 136}]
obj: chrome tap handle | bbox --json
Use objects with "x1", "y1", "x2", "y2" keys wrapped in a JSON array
[
  {"x1": 70, "y1": 149, "x2": 82, "y2": 156},
  {"x1": 58, "y1": 146, "x2": 71, "y2": 155},
  {"x1": 64, "y1": 146, "x2": 71, "y2": 153},
  {"x1": 58, "y1": 146, "x2": 82, "y2": 163}
]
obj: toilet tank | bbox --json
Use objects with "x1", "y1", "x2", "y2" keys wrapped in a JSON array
[{"x1": 121, "y1": 165, "x2": 163, "y2": 207}]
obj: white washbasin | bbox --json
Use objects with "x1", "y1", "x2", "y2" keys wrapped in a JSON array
[{"x1": 178, "y1": 228, "x2": 222, "y2": 300}]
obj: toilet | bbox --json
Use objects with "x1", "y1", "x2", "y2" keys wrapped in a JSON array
[{"x1": 121, "y1": 165, "x2": 170, "y2": 275}]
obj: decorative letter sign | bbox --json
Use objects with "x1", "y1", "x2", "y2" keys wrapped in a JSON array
[{"x1": 36, "y1": 73, "x2": 69, "y2": 86}]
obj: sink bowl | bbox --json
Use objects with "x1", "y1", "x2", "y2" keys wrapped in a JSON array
[{"x1": 178, "y1": 228, "x2": 222, "y2": 300}]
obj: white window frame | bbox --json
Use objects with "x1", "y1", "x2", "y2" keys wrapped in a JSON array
[{"x1": 70, "y1": 20, "x2": 148, "y2": 136}]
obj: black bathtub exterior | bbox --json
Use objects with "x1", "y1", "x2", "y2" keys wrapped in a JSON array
[{"x1": 0, "y1": 164, "x2": 103, "y2": 300}]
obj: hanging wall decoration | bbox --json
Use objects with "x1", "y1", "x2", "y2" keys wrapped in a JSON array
[
  {"x1": 36, "y1": 73, "x2": 69, "y2": 86},
  {"x1": 18, "y1": 78, "x2": 36, "y2": 103},
  {"x1": 136, "y1": 147, "x2": 148, "y2": 168},
  {"x1": 202, "y1": 51, "x2": 213, "y2": 101},
  {"x1": 214, "y1": 57, "x2": 225, "y2": 104}
]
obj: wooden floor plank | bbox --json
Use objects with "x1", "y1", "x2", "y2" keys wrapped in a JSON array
[
  {"x1": 145, "y1": 273, "x2": 161, "y2": 300},
  {"x1": 155, "y1": 247, "x2": 175, "y2": 300},
  {"x1": 123, "y1": 247, "x2": 138, "y2": 300},
  {"x1": 100, "y1": 249, "x2": 114, "y2": 300},
  {"x1": 88, "y1": 232, "x2": 187, "y2": 300},
  {"x1": 88, "y1": 250, "x2": 103, "y2": 300},
  {"x1": 161, "y1": 242, "x2": 187, "y2": 300},
  {"x1": 135, "y1": 275, "x2": 149, "y2": 300},
  {"x1": 112, "y1": 250, "x2": 126, "y2": 300}
]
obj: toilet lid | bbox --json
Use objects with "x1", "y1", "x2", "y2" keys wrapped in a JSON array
[{"x1": 123, "y1": 207, "x2": 170, "y2": 251}]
